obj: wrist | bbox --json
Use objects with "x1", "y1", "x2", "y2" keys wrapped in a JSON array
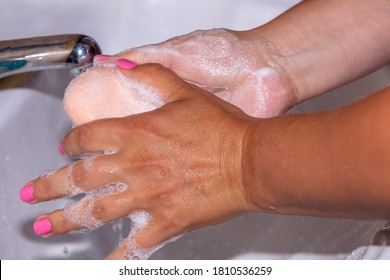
[
  {"x1": 246, "y1": 0, "x2": 390, "y2": 104},
  {"x1": 236, "y1": 28, "x2": 299, "y2": 112},
  {"x1": 240, "y1": 119, "x2": 282, "y2": 212}
]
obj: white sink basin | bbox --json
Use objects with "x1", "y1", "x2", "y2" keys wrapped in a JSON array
[{"x1": 1, "y1": 0, "x2": 389, "y2": 259}]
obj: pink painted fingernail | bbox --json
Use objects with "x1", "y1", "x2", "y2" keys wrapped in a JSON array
[
  {"x1": 116, "y1": 59, "x2": 137, "y2": 69},
  {"x1": 19, "y1": 185, "x2": 35, "y2": 202},
  {"x1": 33, "y1": 218, "x2": 52, "y2": 236},
  {"x1": 58, "y1": 141, "x2": 65, "y2": 155},
  {"x1": 94, "y1": 54, "x2": 111, "y2": 61}
]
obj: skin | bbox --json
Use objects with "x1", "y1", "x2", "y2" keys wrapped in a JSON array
[
  {"x1": 117, "y1": 0, "x2": 390, "y2": 108},
  {"x1": 97, "y1": 29, "x2": 294, "y2": 119},
  {"x1": 27, "y1": 64, "x2": 254, "y2": 258},
  {"x1": 23, "y1": 0, "x2": 390, "y2": 259}
]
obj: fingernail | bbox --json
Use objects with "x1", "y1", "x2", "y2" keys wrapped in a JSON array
[
  {"x1": 58, "y1": 141, "x2": 65, "y2": 155},
  {"x1": 94, "y1": 54, "x2": 111, "y2": 61},
  {"x1": 116, "y1": 59, "x2": 137, "y2": 69},
  {"x1": 33, "y1": 218, "x2": 52, "y2": 236},
  {"x1": 19, "y1": 185, "x2": 35, "y2": 202}
]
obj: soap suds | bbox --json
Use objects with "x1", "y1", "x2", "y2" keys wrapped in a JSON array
[
  {"x1": 64, "y1": 182, "x2": 128, "y2": 234},
  {"x1": 64, "y1": 164, "x2": 83, "y2": 196},
  {"x1": 125, "y1": 29, "x2": 289, "y2": 118},
  {"x1": 63, "y1": 64, "x2": 172, "y2": 258},
  {"x1": 63, "y1": 48, "x2": 286, "y2": 258},
  {"x1": 123, "y1": 211, "x2": 182, "y2": 260},
  {"x1": 40, "y1": 169, "x2": 56, "y2": 178}
]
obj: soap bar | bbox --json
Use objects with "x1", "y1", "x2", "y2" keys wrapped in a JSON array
[{"x1": 64, "y1": 66, "x2": 164, "y2": 125}]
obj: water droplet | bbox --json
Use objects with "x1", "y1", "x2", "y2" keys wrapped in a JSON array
[{"x1": 63, "y1": 246, "x2": 69, "y2": 255}]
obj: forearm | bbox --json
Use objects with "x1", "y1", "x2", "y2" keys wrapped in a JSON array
[
  {"x1": 243, "y1": 86, "x2": 390, "y2": 220},
  {"x1": 246, "y1": 0, "x2": 390, "y2": 103}
]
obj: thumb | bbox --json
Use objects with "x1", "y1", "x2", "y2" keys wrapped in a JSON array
[{"x1": 116, "y1": 61, "x2": 193, "y2": 103}]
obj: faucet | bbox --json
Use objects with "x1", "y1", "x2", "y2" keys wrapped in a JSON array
[{"x1": 0, "y1": 34, "x2": 101, "y2": 78}]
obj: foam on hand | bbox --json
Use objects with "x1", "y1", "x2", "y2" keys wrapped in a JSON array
[
  {"x1": 64, "y1": 183, "x2": 128, "y2": 234},
  {"x1": 62, "y1": 65, "x2": 171, "y2": 258},
  {"x1": 126, "y1": 29, "x2": 289, "y2": 118},
  {"x1": 64, "y1": 164, "x2": 84, "y2": 196},
  {"x1": 123, "y1": 211, "x2": 182, "y2": 260}
]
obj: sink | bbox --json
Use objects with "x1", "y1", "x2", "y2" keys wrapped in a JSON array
[{"x1": 0, "y1": 0, "x2": 389, "y2": 259}]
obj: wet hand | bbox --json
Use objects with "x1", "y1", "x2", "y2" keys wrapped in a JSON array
[
  {"x1": 21, "y1": 63, "x2": 256, "y2": 259},
  {"x1": 98, "y1": 29, "x2": 296, "y2": 118}
]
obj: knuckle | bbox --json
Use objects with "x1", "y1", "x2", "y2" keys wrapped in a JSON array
[
  {"x1": 71, "y1": 163, "x2": 87, "y2": 186},
  {"x1": 136, "y1": 63, "x2": 168, "y2": 80},
  {"x1": 144, "y1": 63, "x2": 166, "y2": 75},
  {"x1": 73, "y1": 125, "x2": 93, "y2": 152},
  {"x1": 34, "y1": 179, "x2": 55, "y2": 201},
  {"x1": 91, "y1": 199, "x2": 107, "y2": 221},
  {"x1": 159, "y1": 209, "x2": 186, "y2": 232}
]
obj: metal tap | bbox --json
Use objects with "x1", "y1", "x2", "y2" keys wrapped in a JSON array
[{"x1": 0, "y1": 34, "x2": 101, "y2": 78}]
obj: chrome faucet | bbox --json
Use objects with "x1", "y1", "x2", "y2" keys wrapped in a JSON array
[{"x1": 0, "y1": 34, "x2": 101, "y2": 79}]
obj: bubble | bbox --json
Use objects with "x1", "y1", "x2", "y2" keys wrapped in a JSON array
[
  {"x1": 116, "y1": 70, "x2": 164, "y2": 114},
  {"x1": 122, "y1": 211, "x2": 182, "y2": 260},
  {"x1": 95, "y1": 182, "x2": 128, "y2": 196},
  {"x1": 122, "y1": 211, "x2": 156, "y2": 260},
  {"x1": 63, "y1": 246, "x2": 69, "y2": 255},
  {"x1": 104, "y1": 149, "x2": 119, "y2": 155},
  {"x1": 112, "y1": 219, "x2": 125, "y2": 242},
  {"x1": 40, "y1": 169, "x2": 56, "y2": 178},
  {"x1": 64, "y1": 164, "x2": 83, "y2": 196},
  {"x1": 64, "y1": 182, "x2": 128, "y2": 234},
  {"x1": 64, "y1": 195, "x2": 103, "y2": 234},
  {"x1": 252, "y1": 67, "x2": 288, "y2": 116}
]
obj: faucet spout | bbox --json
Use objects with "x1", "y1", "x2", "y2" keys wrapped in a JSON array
[{"x1": 0, "y1": 34, "x2": 101, "y2": 79}]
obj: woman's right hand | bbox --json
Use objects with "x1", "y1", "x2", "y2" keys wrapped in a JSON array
[
  {"x1": 23, "y1": 63, "x2": 260, "y2": 259},
  {"x1": 97, "y1": 29, "x2": 297, "y2": 118}
]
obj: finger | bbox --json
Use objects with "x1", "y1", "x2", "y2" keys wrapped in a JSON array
[
  {"x1": 93, "y1": 46, "x2": 175, "y2": 71},
  {"x1": 116, "y1": 62, "x2": 196, "y2": 102},
  {"x1": 115, "y1": 41, "x2": 235, "y2": 89},
  {"x1": 62, "y1": 118, "x2": 124, "y2": 156},
  {"x1": 105, "y1": 245, "x2": 128, "y2": 260},
  {"x1": 24, "y1": 154, "x2": 121, "y2": 203},
  {"x1": 105, "y1": 216, "x2": 181, "y2": 260},
  {"x1": 34, "y1": 188, "x2": 138, "y2": 237},
  {"x1": 116, "y1": 45, "x2": 175, "y2": 69}
]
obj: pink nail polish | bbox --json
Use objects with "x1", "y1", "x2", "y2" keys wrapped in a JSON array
[
  {"x1": 58, "y1": 141, "x2": 65, "y2": 155},
  {"x1": 94, "y1": 54, "x2": 111, "y2": 61},
  {"x1": 33, "y1": 218, "x2": 52, "y2": 236},
  {"x1": 20, "y1": 185, "x2": 35, "y2": 202},
  {"x1": 116, "y1": 59, "x2": 137, "y2": 69}
]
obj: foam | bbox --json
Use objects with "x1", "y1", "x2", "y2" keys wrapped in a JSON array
[
  {"x1": 64, "y1": 163, "x2": 83, "y2": 196},
  {"x1": 64, "y1": 164, "x2": 84, "y2": 196},
  {"x1": 40, "y1": 169, "x2": 56, "y2": 178},
  {"x1": 64, "y1": 195, "x2": 103, "y2": 234},
  {"x1": 64, "y1": 149, "x2": 121, "y2": 195},
  {"x1": 116, "y1": 70, "x2": 164, "y2": 113},
  {"x1": 104, "y1": 148, "x2": 119, "y2": 155},
  {"x1": 122, "y1": 211, "x2": 158, "y2": 260},
  {"x1": 123, "y1": 211, "x2": 182, "y2": 260},
  {"x1": 129, "y1": 29, "x2": 289, "y2": 118},
  {"x1": 64, "y1": 182, "x2": 128, "y2": 234},
  {"x1": 252, "y1": 67, "x2": 288, "y2": 117},
  {"x1": 156, "y1": 29, "x2": 244, "y2": 82}
]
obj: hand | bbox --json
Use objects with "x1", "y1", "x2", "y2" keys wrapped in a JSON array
[
  {"x1": 22, "y1": 64, "x2": 256, "y2": 259},
  {"x1": 101, "y1": 29, "x2": 296, "y2": 118}
]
